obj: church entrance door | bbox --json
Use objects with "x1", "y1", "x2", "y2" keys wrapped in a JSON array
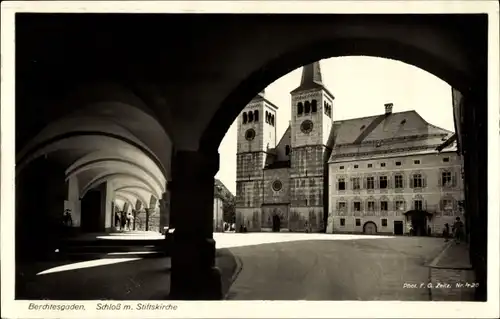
[{"x1": 272, "y1": 214, "x2": 281, "y2": 232}]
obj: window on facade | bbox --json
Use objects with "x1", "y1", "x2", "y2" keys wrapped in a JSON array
[
  {"x1": 367, "y1": 177, "x2": 374, "y2": 189},
  {"x1": 254, "y1": 110, "x2": 259, "y2": 122},
  {"x1": 243, "y1": 112, "x2": 248, "y2": 124},
  {"x1": 354, "y1": 164, "x2": 359, "y2": 169},
  {"x1": 340, "y1": 218, "x2": 346, "y2": 226},
  {"x1": 380, "y1": 201, "x2": 388, "y2": 211},
  {"x1": 395, "y1": 161, "x2": 401, "y2": 166},
  {"x1": 339, "y1": 202, "x2": 346, "y2": 211},
  {"x1": 367, "y1": 201, "x2": 375, "y2": 211},
  {"x1": 367, "y1": 163, "x2": 373, "y2": 168},
  {"x1": 443, "y1": 199, "x2": 453, "y2": 211},
  {"x1": 413, "y1": 174, "x2": 423, "y2": 188},
  {"x1": 381, "y1": 219, "x2": 388, "y2": 227},
  {"x1": 339, "y1": 165, "x2": 344, "y2": 170},
  {"x1": 248, "y1": 111, "x2": 254, "y2": 122},
  {"x1": 379, "y1": 176, "x2": 388, "y2": 189},
  {"x1": 395, "y1": 200, "x2": 405, "y2": 211},
  {"x1": 414, "y1": 200, "x2": 423, "y2": 211},
  {"x1": 311, "y1": 100, "x2": 317, "y2": 113},
  {"x1": 338, "y1": 178, "x2": 346, "y2": 190},
  {"x1": 305, "y1": 101, "x2": 311, "y2": 113},
  {"x1": 285, "y1": 145, "x2": 291, "y2": 156},
  {"x1": 442, "y1": 171, "x2": 452, "y2": 187},
  {"x1": 414, "y1": 160, "x2": 420, "y2": 164},
  {"x1": 352, "y1": 178, "x2": 361, "y2": 190},
  {"x1": 265, "y1": 111, "x2": 269, "y2": 123},
  {"x1": 394, "y1": 174, "x2": 403, "y2": 188},
  {"x1": 443, "y1": 157, "x2": 450, "y2": 162},
  {"x1": 271, "y1": 115, "x2": 275, "y2": 126},
  {"x1": 380, "y1": 162, "x2": 386, "y2": 167},
  {"x1": 297, "y1": 102, "x2": 303, "y2": 115},
  {"x1": 355, "y1": 219, "x2": 361, "y2": 226},
  {"x1": 354, "y1": 202, "x2": 361, "y2": 211},
  {"x1": 301, "y1": 180, "x2": 305, "y2": 187}
]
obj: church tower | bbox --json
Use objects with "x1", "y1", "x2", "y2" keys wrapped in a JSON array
[
  {"x1": 235, "y1": 90, "x2": 279, "y2": 231},
  {"x1": 289, "y1": 61, "x2": 335, "y2": 232}
]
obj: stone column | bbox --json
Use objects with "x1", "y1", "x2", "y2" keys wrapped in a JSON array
[
  {"x1": 168, "y1": 150, "x2": 222, "y2": 300},
  {"x1": 461, "y1": 86, "x2": 487, "y2": 301},
  {"x1": 159, "y1": 191, "x2": 170, "y2": 232}
]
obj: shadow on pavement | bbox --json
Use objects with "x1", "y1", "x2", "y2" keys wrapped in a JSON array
[{"x1": 16, "y1": 248, "x2": 238, "y2": 300}]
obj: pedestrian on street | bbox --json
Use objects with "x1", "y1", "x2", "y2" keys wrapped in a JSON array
[
  {"x1": 443, "y1": 223, "x2": 450, "y2": 242},
  {"x1": 126, "y1": 213, "x2": 133, "y2": 231},
  {"x1": 63, "y1": 209, "x2": 73, "y2": 227},
  {"x1": 406, "y1": 222, "x2": 413, "y2": 236},
  {"x1": 114, "y1": 211, "x2": 120, "y2": 229},
  {"x1": 121, "y1": 211, "x2": 127, "y2": 231},
  {"x1": 453, "y1": 217, "x2": 464, "y2": 244}
]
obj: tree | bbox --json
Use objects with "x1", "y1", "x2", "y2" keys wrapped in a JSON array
[{"x1": 223, "y1": 196, "x2": 236, "y2": 223}]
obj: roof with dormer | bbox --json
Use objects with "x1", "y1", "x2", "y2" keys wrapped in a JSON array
[{"x1": 327, "y1": 110, "x2": 455, "y2": 162}]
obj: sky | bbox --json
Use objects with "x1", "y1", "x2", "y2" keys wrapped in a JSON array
[{"x1": 215, "y1": 56, "x2": 454, "y2": 195}]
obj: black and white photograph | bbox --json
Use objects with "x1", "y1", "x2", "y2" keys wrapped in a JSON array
[{"x1": 1, "y1": 1, "x2": 499, "y2": 318}]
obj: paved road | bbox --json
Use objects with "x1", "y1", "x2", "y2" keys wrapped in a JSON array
[{"x1": 214, "y1": 233, "x2": 447, "y2": 300}]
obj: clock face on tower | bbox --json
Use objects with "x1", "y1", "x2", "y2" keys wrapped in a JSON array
[
  {"x1": 300, "y1": 120, "x2": 314, "y2": 134},
  {"x1": 245, "y1": 128, "x2": 256, "y2": 141}
]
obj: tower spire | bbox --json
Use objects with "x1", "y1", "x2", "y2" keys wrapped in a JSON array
[
  {"x1": 301, "y1": 62, "x2": 323, "y2": 86},
  {"x1": 290, "y1": 60, "x2": 334, "y2": 99}
]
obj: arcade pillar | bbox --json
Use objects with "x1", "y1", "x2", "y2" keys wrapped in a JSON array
[{"x1": 168, "y1": 150, "x2": 222, "y2": 300}]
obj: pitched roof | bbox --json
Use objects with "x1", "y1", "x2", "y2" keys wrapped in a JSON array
[
  {"x1": 328, "y1": 110, "x2": 455, "y2": 162},
  {"x1": 214, "y1": 178, "x2": 234, "y2": 199},
  {"x1": 290, "y1": 61, "x2": 335, "y2": 99}
]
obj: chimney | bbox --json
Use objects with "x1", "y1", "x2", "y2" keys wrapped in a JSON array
[{"x1": 384, "y1": 103, "x2": 393, "y2": 115}]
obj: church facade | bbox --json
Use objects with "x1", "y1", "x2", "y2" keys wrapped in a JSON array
[{"x1": 234, "y1": 60, "x2": 464, "y2": 235}]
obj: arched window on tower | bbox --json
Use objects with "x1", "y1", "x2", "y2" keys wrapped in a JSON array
[
  {"x1": 324, "y1": 101, "x2": 327, "y2": 115},
  {"x1": 254, "y1": 110, "x2": 259, "y2": 122},
  {"x1": 297, "y1": 102, "x2": 303, "y2": 115},
  {"x1": 285, "y1": 145, "x2": 291, "y2": 156},
  {"x1": 271, "y1": 115, "x2": 275, "y2": 126},
  {"x1": 248, "y1": 111, "x2": 254, "y2": 122},
  {"x1": 265, "y1": 111, "x2": 269, "y2": 123},
  {"x1": 305, "y1": 101, "x2": 311, "y2": 114},
  {"x1": 311, "y1": 100, "x2": 317, "y2": 113},
  {"x1": 243, "y1": 112, "x2": 248, "y2": 124}
]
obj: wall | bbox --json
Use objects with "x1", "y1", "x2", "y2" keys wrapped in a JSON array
[
  {"x1": 16, "y1": 157, "x2": 67, "y2": 260},
  {"x1": 261, "y1": 204, "x2": 289, "y2": 231},
  {"x1": 290, "y1": 89, "x2": 324, "y2": 148},
  {"x1": 65, "y1": 175, "x2": 81, "y2": 227},
  {"x1": 213, "y1": 197, "x2": 224, "y2": 231},
  {"x1": 328, "y1": 151, "x2": 464, "y2": 234},
  {"x1": 263, "y1": 168, "x2": 290, "y2": 204},
  {"x1": 235, "y1": 208, "x2": 261, "y2": 232}
]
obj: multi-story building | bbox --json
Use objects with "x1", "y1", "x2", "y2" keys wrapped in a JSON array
[
  {"x1": 235, "y1": 60, "x2": 464, "y2": 235},
  {"x1": 327, "y1": 105, "x2": 464, "y2": 235},
  {"x1": 213, "y1": 178, "x2": 233, "y2": 231}
]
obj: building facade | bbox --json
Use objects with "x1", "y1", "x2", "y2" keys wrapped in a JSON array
[
  {"x1": 328, "y1": 146, "x2": 464, "y2": 235},
  {"x1": 235, "y1": 60, "x2": 464, "y2": 235}
]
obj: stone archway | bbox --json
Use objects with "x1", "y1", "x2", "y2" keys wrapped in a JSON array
[{"x1": 363, "y1": 221, "x2": 378, "y2": 235}]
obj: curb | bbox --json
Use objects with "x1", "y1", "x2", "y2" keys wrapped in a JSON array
[
  {"x1": 427, "y1": 241, "x2": 453, "y2": 268},
  {"x1": 224, "y1": 253, "x2": 243, "y2": 300}
]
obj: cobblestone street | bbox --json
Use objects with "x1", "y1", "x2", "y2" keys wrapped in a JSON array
[{"x1": 216, "y1": 233, "x2": 475, "y2": 301}]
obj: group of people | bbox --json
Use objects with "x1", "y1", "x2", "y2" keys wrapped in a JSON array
[
  {"x1": 115, "y1": 211, "x2": 134, "y2": 231},
  {"x1": 405, "y1": 217, "x2": 465, "y2": 244},
  {"x1": 443, "y1": 217, "x2": 465, "y2": 244}
]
